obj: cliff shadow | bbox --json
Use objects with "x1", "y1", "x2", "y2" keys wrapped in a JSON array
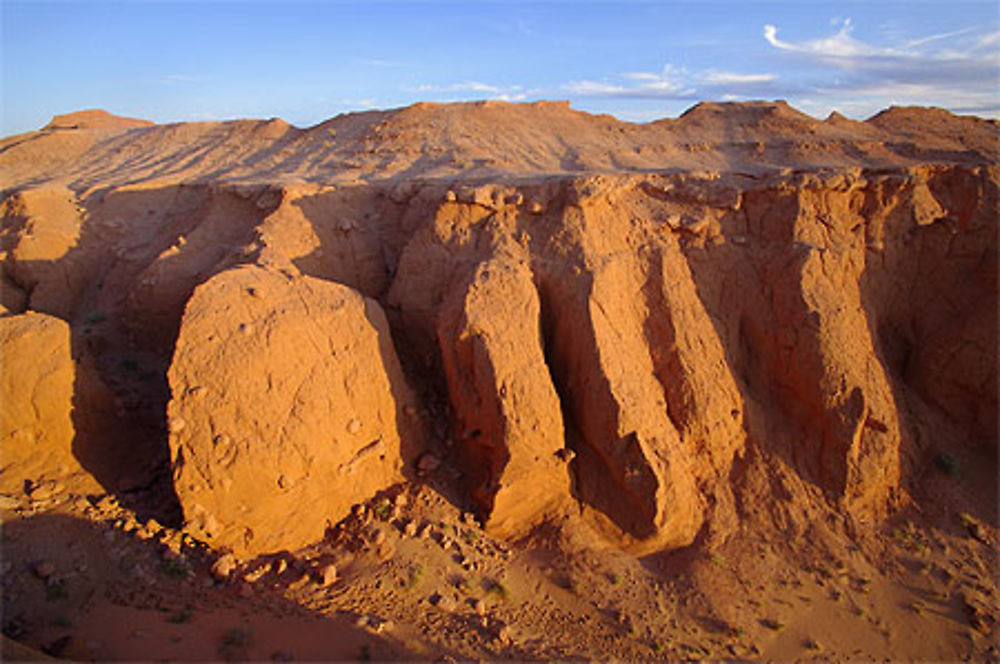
[
  {"x1": 1, "y1": 183, "x2": 280, "y2": 525},
  {"x1": 0, "y1": 511, "x2": 420, "y2": 661}
]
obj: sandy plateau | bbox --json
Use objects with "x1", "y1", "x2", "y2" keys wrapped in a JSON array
[{"x1": 0, "y1": 100, "x2": 997, "y2": 661}]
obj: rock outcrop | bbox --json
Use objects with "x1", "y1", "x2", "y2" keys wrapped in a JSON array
[
  {"x1": 437, "y1": 256, "x2": 570, "y2": 536},
  {"x1": 0, "y1": 312, "x2": 100, "y2": 495},
  {"x1": 0, "y1": 101, "x2": 995, "y2": 557},
  {"x1": 166, "y1": 264, "x2": 421, "y2": 557}
]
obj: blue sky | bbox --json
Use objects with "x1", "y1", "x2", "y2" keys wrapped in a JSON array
[{"x1": 2, "y1": 1, "x2": 998, "y2": 134}]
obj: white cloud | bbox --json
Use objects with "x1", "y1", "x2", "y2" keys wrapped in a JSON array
[
  {"x1": 564, "y1": 81, "x2": 632, "y2": 96},
  {"x1": 405, "y1": 18, "x2": 998, "y2": 122},
  {"x1": 764, "y1": 19, "x2": 880, "y2": 59},
  {"x1": 411, "y1": 81, "x2": 528, "y2": 102},
  {"x1": 564, "y1": 65, "x2": 698, "y2": 99},
  {"x1": 702, "y1": 71, "x2": 776, "y2": 85},
  {"x1": 761, "y1": 18, "x2": 1000, "y2": 117}
]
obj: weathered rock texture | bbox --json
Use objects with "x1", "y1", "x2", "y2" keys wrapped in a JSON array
[
  {"x1": 0, "y1": 312, "x2": 99, "y2": 495},
  {"x1": 437, "y1": 256, "x2": 570, "y2": 536},
  {"x1": 167, "y1": 264, "x2": 421, "y2": 556},
  {"x1": 1, "y1": 101, "x2": 995, "y2": 555}
]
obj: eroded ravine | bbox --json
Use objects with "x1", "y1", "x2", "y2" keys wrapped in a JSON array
[{"x1": 4, "y1": 162, "x2": 995, "y2": 558}]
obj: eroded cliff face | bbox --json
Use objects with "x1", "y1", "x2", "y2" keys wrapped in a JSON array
[{"x1": 1, "y1": 104, "x2": 996, "y2": 557}]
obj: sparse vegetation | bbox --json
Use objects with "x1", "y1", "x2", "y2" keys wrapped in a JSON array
[
  {"x1": 485, "y1": 578, "x2": 510, "y2": 601},
  {"x1": 402, "y1": 564, "x2": 424, "y2": 591},
  {"x1": 45, "y1": 580, "x2": 68, "y2": 602},
  {"x1": 461, "y1": 529, "x2": 480, "y2": 544},
  {"x1": 218, "y1": 626, "x2": 252, "y2": 659},
  {"x1": 161, "y1": 557, "x2": 192, "y2": 579},
  {"x1": 167, "y1": 606, "x2": 195, "y2": 624},
  {"x1": 708, "y1": 554, "x2": 727, "y2": 568},
  {"x1": 934, "y1": 453, "x2": 961, "y2": 477},
  {"x1": 84, "y1": 310, "x2": 107, "y2": 324},
  {"x1": 373, "y1": 497, "x2": 392, "y2": 521}
]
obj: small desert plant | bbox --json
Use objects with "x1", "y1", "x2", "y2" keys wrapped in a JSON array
[
  {"x1": 485, "y1": 579, "x2": 510, "y2": 601},
  {"x1": 934, "y1": 453, "x2": 961, "y2": 477},
  {"x1": 167, "y1": 606, "x2": 195, "y2": 624},
  {"x1": 84, "y1": 310, "x2": 107, "y2": 324},
  {"x1": 373, "y1": 498, "x2": 392, "y2": 521},
  {"x1": 402, "y1": 564, "x2": 423, "y2": 591},
  {"x1": 222, "y1": 627, "x2": 251, "y2": 646},
  {"x1": 708, "y1": 554, "x2": 727, "y2": 568},
  {"x1": 218, "y1": 626, "x2": 252, "y2": 659},
  {"x1": 45, "y1": 580, "x2": 69, "y2": 602},
  {"x1": 161, "y1": 558, "x2": 192, "y2": 579}
]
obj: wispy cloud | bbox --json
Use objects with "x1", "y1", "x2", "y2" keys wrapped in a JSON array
[
  {"x1": 762, "y1": 18, "x2": 1000, "y2": 116},
  {"x1": 163, "y1": 74, "x2": 208, "y2": 86},
  {"x1": 564, "y1": 63, "x2": 771, "y2": 101},
  {"x1": 410, "y1": 81, "x2": 528, "y2": 101},
  {"x1": 702, "y1": 71, "x2": 776, "y2": 85},
  {"x1": 403, "y1": 18, "x2": 998, "y2": 122},
  {"x1": 764, "y1": 19, "x2": 879, "y2": 58}
]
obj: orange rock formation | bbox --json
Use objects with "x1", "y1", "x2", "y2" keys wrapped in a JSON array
[{"x1": 1, "y1": 101, "x2": 996, "y2": 558}]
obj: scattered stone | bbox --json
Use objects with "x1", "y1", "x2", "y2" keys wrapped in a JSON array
[
  {"x1": 417, "y1": 453, "x2": 441, "y2": 473},
  {"x1": 0, "y1": 494, "x2": 20, "y2": 510},
  {"x1": 42, "y1": 636, "x2": 73, "y2": 658},
  {"x1": 555, "y1": 448, "x2": 576, "y2": 463},
  {"x1": 371, "y1": 529, "x2": 386, "y2": 546},
  {"x1": 32, "y1": 560, "x2": 55, "y2": 579},
  {"x1": 28, "y1": 480, "x2": 64, "y2": 501},
  {"x1": 243, "y1": 564, "x2": 269, "y2": 583},
  {"x1": 473, "y1": 598, "x2": 487, "y2": 615},
  {"x1": 403, "y1": 521, "x2": 418, "y2": 537},
  {"x1": 210, "y1": 553, "x2": 237, "y2": 581},
  {"x1": 495, "y1": 624, "x2": 512, "y2": 644},
  {"x1": 433, "y1": 593, "x2": 457, "y2": 612},
  {"x1": 272, "y1": 559, "x2": 288, "y2": 575},
  {"x1": 346, "y1": 418, "x2": 362, "y2": 435},
  {"x1": 318, "y1": 564, "x2": 338, "y2": 586}
]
